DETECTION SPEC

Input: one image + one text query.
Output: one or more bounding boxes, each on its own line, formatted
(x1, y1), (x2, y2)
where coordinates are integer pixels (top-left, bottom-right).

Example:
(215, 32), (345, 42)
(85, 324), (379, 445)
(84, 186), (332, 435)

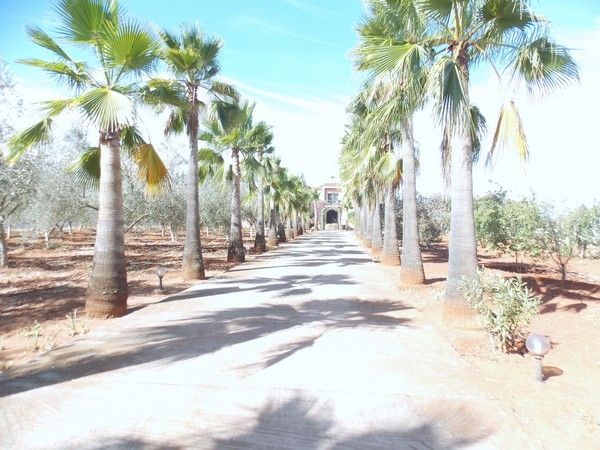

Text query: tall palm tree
(264, 160), (289, 249)
(356, 0), (578, 326)
(156, 24), (237, 280)
(9, 0), (171, 318)
(355, 3), (428, 279)
(201, 100), (258, 262)
(250, 124), (274, 252)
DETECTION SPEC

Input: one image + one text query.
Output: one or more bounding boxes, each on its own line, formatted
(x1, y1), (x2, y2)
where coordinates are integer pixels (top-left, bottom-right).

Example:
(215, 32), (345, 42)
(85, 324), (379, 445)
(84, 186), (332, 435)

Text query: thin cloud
(282, 0), (345, 20)
(237, 16), (337, 47)
(220, 75), (345, 114)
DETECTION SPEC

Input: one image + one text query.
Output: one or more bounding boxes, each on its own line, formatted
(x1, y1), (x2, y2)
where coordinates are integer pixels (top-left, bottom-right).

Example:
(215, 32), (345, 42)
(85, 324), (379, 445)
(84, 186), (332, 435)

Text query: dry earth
(0, 229), (257, 369)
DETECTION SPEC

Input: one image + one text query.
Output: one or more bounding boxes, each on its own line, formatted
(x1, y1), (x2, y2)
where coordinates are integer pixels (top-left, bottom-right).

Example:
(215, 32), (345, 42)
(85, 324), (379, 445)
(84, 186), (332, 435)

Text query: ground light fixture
(155, 266), (167, 291)
(525, 334), (551, 382)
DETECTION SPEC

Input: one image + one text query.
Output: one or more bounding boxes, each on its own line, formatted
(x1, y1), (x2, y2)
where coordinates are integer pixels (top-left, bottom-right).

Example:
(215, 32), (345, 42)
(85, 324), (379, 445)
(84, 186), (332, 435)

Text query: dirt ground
(0, 228), (258, 369)
(382, 243), (600, 442)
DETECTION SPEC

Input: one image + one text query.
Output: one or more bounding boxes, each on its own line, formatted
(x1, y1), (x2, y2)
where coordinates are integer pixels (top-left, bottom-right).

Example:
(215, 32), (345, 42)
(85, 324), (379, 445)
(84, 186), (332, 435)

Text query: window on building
(327, 192), (339, 203)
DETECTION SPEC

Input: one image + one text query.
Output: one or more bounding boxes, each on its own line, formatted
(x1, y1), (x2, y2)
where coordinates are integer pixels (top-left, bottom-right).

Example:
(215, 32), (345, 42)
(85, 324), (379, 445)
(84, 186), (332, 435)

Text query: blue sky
(1, 0), (600, 203)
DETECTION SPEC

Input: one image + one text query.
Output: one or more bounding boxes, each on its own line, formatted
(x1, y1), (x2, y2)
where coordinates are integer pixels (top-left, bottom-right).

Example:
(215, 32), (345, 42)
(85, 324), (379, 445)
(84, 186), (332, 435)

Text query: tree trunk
(364, 203), (373, 248)
(228, 147), (245, 262)
(292, 211), (299, 236)
(381, 186), (401, 266)
(277, 221), (286, 243)
(254, 159), (266, 252)
(7, 221), (11, 239)
(443, 51), (478, 327)
(85, 131), (128, 318)
(182, 116), (205, 279)
(352, 201), (360, 236)
(400, 119), (425, 284)
(68, 221), (73, 235)
(286, 215), (294, 240)
(267, 202), (278, 249)
(313, 201), (319, 230)
(0, 221), (7, 268)
(371, 196), (383, 257)
(168, 225), (176, 243)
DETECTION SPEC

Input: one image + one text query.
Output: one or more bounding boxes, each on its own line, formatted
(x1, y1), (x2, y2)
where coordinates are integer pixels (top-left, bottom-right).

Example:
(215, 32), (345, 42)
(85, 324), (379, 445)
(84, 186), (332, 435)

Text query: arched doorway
(326, 209), (338, 224)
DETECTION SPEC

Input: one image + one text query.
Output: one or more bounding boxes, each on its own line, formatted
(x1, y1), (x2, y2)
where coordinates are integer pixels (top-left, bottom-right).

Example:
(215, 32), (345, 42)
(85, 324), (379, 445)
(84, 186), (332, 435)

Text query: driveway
(1, 231), (517, 449)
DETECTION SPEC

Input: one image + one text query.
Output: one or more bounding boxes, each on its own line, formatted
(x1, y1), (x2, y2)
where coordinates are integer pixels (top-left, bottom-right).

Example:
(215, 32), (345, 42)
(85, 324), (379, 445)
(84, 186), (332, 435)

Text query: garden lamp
(155, 266), (167, 290)
(525, 334), (551, 382)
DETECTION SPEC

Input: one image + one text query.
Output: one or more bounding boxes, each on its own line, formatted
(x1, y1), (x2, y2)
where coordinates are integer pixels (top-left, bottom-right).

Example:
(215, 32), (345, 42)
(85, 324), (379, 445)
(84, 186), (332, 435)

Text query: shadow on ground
(1, 296), (412, 397)
(84, 395), (490, 449)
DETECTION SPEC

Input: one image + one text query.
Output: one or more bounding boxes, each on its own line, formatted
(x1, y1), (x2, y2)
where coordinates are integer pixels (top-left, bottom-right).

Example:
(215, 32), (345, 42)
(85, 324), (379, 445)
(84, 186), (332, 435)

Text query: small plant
(460, 270), (541, 353)
(21, 320), (43, 351)
(65, 309), (88, 336)
(42, 330), (61, 352)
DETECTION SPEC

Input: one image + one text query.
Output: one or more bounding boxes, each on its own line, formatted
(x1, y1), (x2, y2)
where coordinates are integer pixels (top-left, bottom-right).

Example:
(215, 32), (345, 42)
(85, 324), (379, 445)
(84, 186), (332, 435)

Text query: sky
(1, 0), (599, 206)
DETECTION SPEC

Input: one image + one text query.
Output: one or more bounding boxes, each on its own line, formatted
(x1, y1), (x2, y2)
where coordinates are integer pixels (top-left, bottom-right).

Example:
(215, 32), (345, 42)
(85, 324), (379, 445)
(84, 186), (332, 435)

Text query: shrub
(460, 270), (540, 353)
(396, 194), (450, 246)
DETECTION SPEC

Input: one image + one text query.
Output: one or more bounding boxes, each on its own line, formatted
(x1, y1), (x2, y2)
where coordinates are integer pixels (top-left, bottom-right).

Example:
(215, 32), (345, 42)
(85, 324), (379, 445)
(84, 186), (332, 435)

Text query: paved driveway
(1, 231), (513, 449)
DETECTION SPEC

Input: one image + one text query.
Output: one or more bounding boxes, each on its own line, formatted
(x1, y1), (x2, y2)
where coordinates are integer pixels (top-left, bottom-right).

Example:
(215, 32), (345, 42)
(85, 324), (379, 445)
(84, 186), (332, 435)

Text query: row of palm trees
(7, 0), (314, 318)
(342, 0), (579, 327)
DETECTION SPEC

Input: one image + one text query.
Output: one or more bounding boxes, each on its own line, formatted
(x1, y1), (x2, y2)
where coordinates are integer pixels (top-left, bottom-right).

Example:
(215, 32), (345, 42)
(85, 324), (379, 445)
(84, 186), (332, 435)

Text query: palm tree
(156, 24), (237, 280)
(264, 160), (289, 249)
(356, 0), (578, 326)
(355, 3), (427, 279)
(9, 0), (171, 318)
(201, 100), (258, 262)
(250, 124), (274, 252)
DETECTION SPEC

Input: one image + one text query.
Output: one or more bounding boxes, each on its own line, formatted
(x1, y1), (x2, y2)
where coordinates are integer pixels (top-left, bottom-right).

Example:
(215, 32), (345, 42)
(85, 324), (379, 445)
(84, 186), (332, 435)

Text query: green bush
(396, 194), (450, 246)
(460, 270), (540, 353)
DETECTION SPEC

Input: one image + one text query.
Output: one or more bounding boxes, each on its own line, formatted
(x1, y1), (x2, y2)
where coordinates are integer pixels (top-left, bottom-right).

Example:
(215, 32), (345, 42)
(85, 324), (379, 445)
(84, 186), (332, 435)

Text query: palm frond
(79, 87), (133, 130)
(104, 20), (158, 78)
(66, 146), (100, 189)
(25, 25), (73, 61)
(427, 56), (470, 134)
(132, 143), (171, 194)
(55, 0), (120, 43)
(511, 37), (579, 98)
(7, 118), (54, 163)
(486, 100), (528, 167)
(18, 58), (90, 90)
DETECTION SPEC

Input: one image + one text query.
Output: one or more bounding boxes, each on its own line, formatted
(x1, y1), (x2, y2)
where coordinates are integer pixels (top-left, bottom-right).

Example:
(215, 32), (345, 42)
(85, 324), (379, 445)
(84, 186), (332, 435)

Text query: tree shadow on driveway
(213, 394), (491, 450)
(1, 297), (413, 397)
(81, 394), (490, 449)
(159, 273), (358, 303)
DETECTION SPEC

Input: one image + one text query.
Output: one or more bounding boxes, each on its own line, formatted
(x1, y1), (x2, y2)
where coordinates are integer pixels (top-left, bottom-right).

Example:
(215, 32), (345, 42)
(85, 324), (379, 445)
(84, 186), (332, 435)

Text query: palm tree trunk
(364, 203), (373, 248)
(267, 202), (278, 249)
(286, 215), (294, 240)
(381, 186), (401, 266)
(85, 131), (128, 318)
(358, 203), (366, 240)
(228, 147), (245, 262)
(292, 211), (299, 236)
(371, 195), (383, 257)
(352, 201), (360, 236)
(182, 120), (205, 279)
(0, 220), (7, 268)
(254, 175), (266, 252)
(443, 52), (478, 327)
(400, 119), (425, 284)
(278, 222), (286, 243)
